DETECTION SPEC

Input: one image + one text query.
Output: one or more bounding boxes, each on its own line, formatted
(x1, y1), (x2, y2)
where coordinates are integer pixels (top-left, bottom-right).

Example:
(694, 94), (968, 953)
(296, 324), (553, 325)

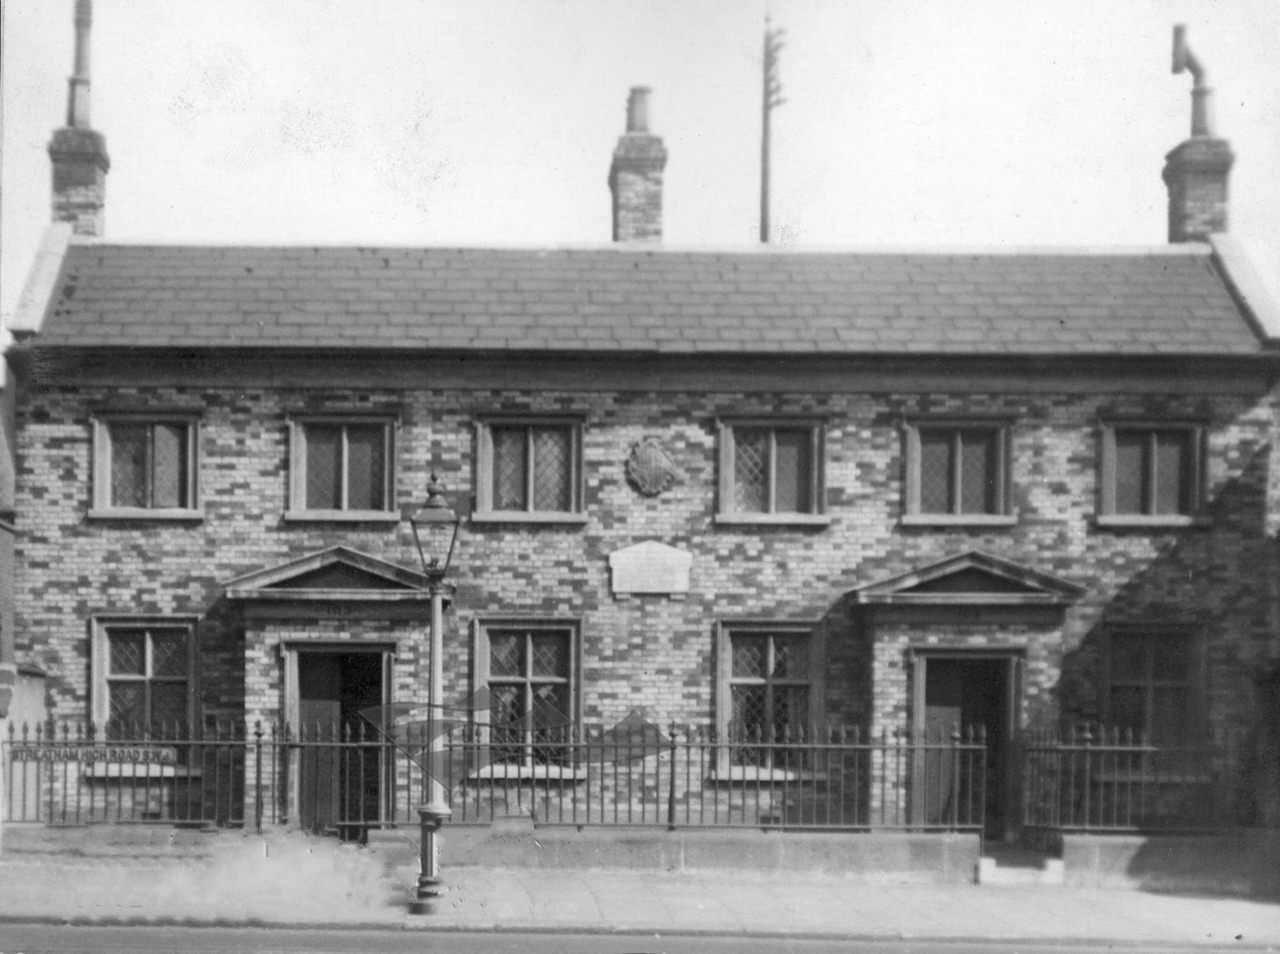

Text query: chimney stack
(609, 87), (667, 243)
(1163, 25), (1233, 243)
(48, 0), (110, 236)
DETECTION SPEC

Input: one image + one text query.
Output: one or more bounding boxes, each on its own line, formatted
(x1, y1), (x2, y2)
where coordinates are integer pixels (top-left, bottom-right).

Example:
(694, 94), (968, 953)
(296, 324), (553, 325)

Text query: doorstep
(977, 844), (1064, 886)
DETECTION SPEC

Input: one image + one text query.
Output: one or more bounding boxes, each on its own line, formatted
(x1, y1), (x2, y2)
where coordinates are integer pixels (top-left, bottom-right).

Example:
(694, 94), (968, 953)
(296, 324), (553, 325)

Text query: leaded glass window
(102, 625), (191, 738)
(94, 418), (198, 513)
(293, 419), (393, 513)
(726, 629), (812, 768)
(723, 422), (821, 516)
(913, 424), (1007, 516)
(1109, 427), (1198, 516)
(486, 627), (575, 764)
(481, 421), (581, 515)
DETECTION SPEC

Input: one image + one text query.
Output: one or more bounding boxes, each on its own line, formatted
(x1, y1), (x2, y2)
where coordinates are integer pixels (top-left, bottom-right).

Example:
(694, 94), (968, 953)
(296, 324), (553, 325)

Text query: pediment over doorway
(221, 546), (438, 611)
(849, 551), (1084, 606)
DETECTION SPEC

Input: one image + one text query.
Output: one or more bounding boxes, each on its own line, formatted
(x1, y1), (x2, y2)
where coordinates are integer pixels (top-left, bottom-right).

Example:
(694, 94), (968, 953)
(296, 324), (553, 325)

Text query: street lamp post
(407, 473), (460, 914)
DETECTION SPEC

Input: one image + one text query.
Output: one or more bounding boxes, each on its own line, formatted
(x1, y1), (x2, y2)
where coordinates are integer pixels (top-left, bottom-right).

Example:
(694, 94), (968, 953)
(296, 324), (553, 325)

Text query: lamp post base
(410, 802), (451, 915)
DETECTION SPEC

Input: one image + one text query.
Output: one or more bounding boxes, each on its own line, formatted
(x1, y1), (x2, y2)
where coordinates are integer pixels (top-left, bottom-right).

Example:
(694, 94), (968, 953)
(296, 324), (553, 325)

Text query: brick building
(4, 8), (1280, 846)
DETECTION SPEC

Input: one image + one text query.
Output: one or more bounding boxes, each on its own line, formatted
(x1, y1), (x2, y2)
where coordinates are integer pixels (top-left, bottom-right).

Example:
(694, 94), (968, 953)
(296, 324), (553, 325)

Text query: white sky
(3, 0), (1279, 325)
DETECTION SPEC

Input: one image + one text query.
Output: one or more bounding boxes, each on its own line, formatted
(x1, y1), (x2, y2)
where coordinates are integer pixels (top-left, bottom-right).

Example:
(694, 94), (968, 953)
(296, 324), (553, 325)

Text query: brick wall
(12, 381), (1279, 756)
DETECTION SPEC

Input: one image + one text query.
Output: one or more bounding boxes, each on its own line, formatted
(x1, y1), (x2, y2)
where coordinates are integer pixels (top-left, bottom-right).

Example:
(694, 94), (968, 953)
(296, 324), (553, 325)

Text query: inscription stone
(609, 541), (692, 596)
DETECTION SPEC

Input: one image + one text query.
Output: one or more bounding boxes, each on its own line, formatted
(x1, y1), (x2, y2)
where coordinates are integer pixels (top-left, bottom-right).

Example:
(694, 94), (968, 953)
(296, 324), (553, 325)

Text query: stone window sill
(87, 508), (204, 522)
(713, 514), (831, 528)
(1095, 514), (1207, 530)
(900, 514), (1017, 528)
(466, 762), (588, 782)
(707, 766), (828, 784)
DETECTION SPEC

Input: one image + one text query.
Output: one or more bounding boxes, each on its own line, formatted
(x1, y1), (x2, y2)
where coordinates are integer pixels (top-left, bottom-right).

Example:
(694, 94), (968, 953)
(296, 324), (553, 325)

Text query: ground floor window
(716, 622), (819, 769)
(91, 617), (196, 738)
(477, 621), (579, 765)
(1103, 626), (1202, 746)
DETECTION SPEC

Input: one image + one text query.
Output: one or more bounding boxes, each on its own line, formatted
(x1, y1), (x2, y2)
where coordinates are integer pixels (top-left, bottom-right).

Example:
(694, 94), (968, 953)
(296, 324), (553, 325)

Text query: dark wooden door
(338, 653), (385, 832)
(299, 655), (342, 832)
(298, 652), (384, 834)
(920, 657), (1009, 838)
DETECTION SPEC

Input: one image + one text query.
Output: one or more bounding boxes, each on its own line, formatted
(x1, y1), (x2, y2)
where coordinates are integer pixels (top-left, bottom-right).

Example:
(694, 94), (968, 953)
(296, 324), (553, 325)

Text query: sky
(3, 0), (1279, 326)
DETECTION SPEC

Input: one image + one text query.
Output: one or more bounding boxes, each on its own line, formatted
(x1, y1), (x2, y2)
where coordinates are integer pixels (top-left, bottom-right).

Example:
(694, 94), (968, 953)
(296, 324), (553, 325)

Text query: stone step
(977, 852), (1064, 886)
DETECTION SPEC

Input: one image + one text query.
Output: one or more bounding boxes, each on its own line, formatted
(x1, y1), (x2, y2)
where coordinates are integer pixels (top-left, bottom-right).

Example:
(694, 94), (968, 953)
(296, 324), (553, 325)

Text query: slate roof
(30, 242), (1266, 356)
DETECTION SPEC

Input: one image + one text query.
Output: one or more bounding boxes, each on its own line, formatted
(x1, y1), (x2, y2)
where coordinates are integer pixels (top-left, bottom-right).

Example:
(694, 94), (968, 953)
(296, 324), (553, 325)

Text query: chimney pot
(626, 87), (651, 134)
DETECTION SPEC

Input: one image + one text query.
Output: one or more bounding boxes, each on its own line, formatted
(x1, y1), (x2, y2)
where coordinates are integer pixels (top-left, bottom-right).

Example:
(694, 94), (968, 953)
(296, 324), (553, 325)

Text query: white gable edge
(1211, 235), (1280, 345)
(8, 224), (74, 340)
(849, 550), (1084, 605)
(221, 545), (429, 594)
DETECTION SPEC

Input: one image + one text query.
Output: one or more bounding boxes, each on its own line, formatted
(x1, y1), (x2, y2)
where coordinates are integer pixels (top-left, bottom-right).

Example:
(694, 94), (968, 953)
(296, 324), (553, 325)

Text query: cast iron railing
(443, 722), (987, 831)
(1022, 725), (1245, 849)
(5, 719), (987, 835)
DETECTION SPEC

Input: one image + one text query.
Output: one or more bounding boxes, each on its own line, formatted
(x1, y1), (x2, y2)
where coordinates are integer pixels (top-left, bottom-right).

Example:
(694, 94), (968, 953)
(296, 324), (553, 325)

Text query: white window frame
(286, 415), (398, 522)
(473, 417), (586, 524)
(1098, 421), (1206, 528)
(716, 419), (828, 525)
(90, 413), (201, 520)
(713, 621), (823, 778)
(90, 616), (199, 735)
(469, 618), (585, 780)
(903, 418), (1014, 526)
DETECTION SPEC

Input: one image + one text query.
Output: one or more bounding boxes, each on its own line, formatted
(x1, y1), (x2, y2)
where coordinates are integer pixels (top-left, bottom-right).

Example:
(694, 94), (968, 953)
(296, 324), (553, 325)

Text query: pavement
(1, 828), (1279, 947)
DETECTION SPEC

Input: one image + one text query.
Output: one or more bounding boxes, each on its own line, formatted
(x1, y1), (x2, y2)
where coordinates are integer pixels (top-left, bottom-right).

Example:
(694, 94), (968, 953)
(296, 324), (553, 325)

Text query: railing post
(666, 722), (678, 830)
(1080, 723), (1093, 829)
(949, 724), (961, 832)
(254, 720), (264, 833)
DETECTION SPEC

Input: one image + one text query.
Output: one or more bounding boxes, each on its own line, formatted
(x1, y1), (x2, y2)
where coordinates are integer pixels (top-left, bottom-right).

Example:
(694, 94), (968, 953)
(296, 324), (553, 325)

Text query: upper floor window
(717, 420), (826, 524)
(91, 414), (200, 519)
(1102, 626), (1202, 746)
(91, 618), (196, 739)
(475, 419), (584, 522)
(1099, 423), (1204, 526)
(288, 417), (396, 520)
(904, 420), (1012, 525)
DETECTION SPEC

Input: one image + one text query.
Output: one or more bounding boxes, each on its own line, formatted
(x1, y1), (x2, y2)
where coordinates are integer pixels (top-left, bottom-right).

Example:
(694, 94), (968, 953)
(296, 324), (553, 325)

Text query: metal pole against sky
(760, 16), (786, 244)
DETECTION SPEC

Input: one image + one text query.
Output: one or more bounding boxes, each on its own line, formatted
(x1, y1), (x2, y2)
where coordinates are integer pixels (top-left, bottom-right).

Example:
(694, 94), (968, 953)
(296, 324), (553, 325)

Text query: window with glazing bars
(727, 630), (811, 767)
(485, 423), (579, 514)
(1105, 426), (1201, 516)
(486, 627), (575, 764)
(294, 420), (392, 512)
(723, 423), (821, 515)
(101, 626), (191, 739)
(1105, 629), (1200, 747)
(95, 418), (197, 512)
(911, 424), (1008, 516)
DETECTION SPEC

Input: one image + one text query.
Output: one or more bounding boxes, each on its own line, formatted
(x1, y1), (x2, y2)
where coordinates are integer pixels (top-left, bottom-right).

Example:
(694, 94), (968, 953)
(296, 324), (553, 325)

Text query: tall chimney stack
(1163, 25), (1233, 243)
(608, 87), (667, 243)
(48, 0), (110, 236)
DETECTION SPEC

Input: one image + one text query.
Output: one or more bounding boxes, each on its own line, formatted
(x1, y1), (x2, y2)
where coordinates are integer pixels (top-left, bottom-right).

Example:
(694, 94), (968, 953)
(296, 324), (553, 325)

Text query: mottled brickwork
(12, 378), (1280, 823)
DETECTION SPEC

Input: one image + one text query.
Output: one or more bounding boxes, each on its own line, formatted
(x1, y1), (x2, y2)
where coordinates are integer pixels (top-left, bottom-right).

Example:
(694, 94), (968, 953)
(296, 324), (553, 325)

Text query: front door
(297, 651), (385, 834)
(915, 655), (1016, 841)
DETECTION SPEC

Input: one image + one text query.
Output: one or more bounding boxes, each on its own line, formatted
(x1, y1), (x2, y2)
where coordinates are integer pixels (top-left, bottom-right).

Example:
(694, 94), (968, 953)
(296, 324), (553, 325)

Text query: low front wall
(371, 819), (979, 883)
(1063, 831), (1280, 897)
